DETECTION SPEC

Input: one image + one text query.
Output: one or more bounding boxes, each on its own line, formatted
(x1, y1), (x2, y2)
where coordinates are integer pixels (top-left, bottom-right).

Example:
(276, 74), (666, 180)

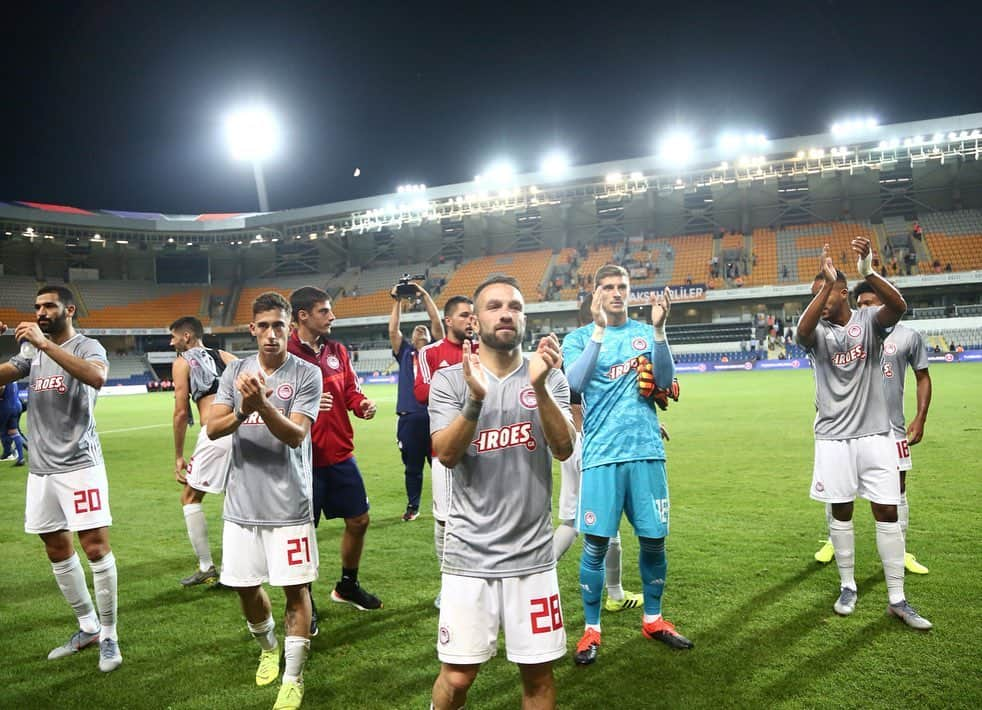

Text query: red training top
(288, 330), (368, 467)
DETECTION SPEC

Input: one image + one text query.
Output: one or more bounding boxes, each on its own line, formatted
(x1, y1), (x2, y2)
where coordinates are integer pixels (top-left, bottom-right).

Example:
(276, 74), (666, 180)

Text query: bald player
(169, 316), (237, 586)
(429, 276), (574, 710)
(0, 285), (121, 672)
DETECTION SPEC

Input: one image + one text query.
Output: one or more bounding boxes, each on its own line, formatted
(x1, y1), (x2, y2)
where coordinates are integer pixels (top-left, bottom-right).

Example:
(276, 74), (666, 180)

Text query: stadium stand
(74, 281), (211, 329)
(745, 228), (778, 286)
(918, 210), (982, 272)
(436, 249), (553, 305)
(106, 354), (153, 385)
(667, 233), (713, 284)
(0, 274), (38, 325)
(331, 262), (430, 318)
(232, 274), (332, 325)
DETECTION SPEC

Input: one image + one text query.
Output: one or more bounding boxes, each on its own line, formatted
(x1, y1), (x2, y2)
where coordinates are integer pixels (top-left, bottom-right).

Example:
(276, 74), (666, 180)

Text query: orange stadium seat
(83, 289), (210, 329)
(667, 234), (713, 284)
(744, 228), (777, 286)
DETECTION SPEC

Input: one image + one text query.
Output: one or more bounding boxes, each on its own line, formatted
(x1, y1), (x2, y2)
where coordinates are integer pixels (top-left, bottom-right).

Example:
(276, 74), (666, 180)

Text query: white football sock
(876, 521), (906, 604)
(825, 503), (833, 531)
(89, 551), (118, 641)
(282, 635), (310, 684)
(605, 532), (623, 599)
(183, 503), (214, 571)
(248, 616), (278, 651)
(898, 493), (909, 540)
(828, 518), (856, 591)
(434, 520), (446, 564)
(553, 520), (578, 561)
(51, 553), (100, 634)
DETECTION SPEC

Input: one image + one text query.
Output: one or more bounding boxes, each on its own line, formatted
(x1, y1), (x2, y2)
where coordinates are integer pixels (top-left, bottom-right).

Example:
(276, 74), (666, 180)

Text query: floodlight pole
(252, 160), (270, 212)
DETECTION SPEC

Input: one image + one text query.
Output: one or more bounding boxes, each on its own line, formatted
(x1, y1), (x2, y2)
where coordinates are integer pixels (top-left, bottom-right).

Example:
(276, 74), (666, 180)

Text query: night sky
(3, 1), (980, 215)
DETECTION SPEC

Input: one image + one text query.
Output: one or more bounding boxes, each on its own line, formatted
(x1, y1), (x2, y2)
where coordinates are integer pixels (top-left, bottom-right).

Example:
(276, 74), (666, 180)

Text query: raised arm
(421, 285), (445, 340)
(388, 288), (404, 354)
(649, 287), (676, 386)
(796, 245), (838, 348)
(431, 341), (486, 469)
(853, 237), (907, 330)
(15, 322), (107, 389)
(530, 335), (574, 461)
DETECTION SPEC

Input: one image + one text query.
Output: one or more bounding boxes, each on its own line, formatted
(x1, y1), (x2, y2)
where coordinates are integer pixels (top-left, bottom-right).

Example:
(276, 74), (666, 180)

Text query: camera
(393, 273), (425, 299)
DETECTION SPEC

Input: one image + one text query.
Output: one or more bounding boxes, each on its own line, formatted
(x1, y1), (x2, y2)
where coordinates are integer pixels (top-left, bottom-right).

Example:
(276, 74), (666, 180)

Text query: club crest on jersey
(831, 344), (866, 367)
(439, 626), (450, 645)
(189, 359), (200, 368)
(33, 375), (67, 394)
(606, 357), (640, 380)
(584, 511), (596, 526)
(518, 386), (538, 409)
(473, 422), (536, 452)
(632, 337), (648, 351)
(326, 355), (341, 370)
(884, 342), (897, 355)
(275, 383), (295, 400)
(847, 324), (862, 338)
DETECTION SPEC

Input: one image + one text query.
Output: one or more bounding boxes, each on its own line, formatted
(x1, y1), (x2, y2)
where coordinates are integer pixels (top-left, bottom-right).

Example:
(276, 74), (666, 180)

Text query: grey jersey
(8, 334), (108, 475)
(428, 360), (571, 579)
(214, 354), (322, 527)
(182, 346), (224, 402)
(881, 323), (929, 437)
(799, 305), (891, 439)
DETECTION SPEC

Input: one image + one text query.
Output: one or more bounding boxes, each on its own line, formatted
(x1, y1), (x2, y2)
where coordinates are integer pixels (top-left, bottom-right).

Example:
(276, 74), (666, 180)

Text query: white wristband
(654, 325), (666, 342)
(857, 251), (874, 277)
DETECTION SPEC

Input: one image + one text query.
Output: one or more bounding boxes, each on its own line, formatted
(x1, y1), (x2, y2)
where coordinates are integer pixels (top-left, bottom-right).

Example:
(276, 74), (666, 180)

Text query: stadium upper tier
(2, 211), (982, 333)
(2, 112), (981, 247)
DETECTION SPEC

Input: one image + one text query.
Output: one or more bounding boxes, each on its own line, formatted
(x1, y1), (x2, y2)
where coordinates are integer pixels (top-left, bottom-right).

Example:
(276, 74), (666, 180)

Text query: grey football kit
(880, 324), (929, 438)
(214, 354), (322, 527)
(428, 361), (571, 578)
(182, 346), (227, 402)
(800, 305), (891, 440)
(9, 334), (108, 475)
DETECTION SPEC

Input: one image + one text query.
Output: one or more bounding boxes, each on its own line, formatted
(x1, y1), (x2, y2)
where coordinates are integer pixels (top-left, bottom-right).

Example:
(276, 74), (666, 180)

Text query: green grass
(1, 367), (980, 709)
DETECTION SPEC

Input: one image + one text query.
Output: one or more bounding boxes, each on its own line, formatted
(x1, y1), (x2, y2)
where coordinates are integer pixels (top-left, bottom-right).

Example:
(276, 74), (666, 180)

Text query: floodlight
(224, 105), (280, 162)
(481, 160), (516, 185)
(658, 131), (695, 166)
(540, 150), (570, 180)
(605, 172), (622, 184)
(630, 171), (644, 181)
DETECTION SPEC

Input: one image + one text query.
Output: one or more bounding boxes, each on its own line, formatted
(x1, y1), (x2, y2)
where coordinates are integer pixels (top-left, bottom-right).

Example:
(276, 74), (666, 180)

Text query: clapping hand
(530, 333), (562, 387)
(461, 339), (487, 401)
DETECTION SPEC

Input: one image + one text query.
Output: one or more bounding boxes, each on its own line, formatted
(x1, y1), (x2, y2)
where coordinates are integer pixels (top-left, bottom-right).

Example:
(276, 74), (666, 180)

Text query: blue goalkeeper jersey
(562, 319), (673, 469)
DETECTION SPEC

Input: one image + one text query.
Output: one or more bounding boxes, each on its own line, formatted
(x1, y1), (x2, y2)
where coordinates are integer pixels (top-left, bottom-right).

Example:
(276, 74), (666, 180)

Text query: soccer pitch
(1, 367), (980, 709)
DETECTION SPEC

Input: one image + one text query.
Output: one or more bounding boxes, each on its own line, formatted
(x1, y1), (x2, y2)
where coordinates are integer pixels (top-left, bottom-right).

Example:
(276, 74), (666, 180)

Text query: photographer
(389, 280), (444, 522)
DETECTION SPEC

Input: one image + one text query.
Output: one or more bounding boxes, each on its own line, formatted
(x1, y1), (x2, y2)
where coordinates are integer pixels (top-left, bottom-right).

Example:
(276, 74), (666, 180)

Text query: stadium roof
(2, 111), (981, 243)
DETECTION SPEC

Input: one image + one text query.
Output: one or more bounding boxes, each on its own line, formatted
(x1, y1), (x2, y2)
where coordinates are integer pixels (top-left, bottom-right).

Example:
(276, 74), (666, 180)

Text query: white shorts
(810, 434), (900, 505)
(25, 464), (113, 534)
(220, 520), (319, 588)
(558, 432), (582, 522)
(437, 568), (567, 665)
(185, 427), (233, 494)
(432, 458), (452, 522)
(894, 434), (912, 472)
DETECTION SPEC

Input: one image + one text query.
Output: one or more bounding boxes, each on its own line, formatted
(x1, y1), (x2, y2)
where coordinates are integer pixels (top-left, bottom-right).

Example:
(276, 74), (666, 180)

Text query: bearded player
(429, 276), (574, 709)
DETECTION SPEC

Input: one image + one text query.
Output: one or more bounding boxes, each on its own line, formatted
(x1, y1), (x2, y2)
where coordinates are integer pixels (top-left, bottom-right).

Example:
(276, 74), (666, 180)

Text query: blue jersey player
(562, 264), (692, 665)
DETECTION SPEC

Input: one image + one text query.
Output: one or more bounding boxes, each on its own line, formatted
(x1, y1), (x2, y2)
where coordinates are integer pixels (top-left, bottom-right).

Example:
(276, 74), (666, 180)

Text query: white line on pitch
(99, 424), (170, 435)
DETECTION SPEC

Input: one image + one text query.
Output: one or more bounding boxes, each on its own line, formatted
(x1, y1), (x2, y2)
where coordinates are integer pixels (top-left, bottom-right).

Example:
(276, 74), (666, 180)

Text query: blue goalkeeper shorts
(576, 460), (669, 539)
